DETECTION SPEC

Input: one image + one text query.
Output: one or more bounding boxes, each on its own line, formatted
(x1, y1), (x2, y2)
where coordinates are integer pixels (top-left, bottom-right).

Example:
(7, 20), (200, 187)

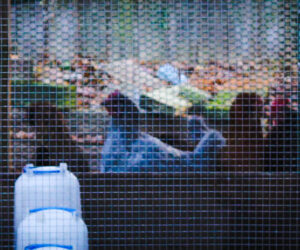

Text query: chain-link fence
(1, 0), (299, 248)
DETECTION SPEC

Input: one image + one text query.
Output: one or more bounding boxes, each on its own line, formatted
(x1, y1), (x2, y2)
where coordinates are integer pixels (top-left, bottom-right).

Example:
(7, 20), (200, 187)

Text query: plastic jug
(14, 163), (81, 233)
(17, 208), (88, 250)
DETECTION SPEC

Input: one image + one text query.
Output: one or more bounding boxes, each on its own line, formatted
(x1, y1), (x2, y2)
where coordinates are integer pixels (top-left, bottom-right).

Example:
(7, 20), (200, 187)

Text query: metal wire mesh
(0, 0), (299, 248)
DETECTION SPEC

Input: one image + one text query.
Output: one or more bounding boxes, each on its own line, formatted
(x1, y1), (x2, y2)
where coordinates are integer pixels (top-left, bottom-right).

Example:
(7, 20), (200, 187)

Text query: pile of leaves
(29, 54), (297, 113)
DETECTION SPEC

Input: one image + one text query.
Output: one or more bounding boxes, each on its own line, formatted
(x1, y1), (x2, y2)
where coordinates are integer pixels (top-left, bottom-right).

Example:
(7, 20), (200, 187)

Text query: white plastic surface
(17, 208), (88, 250)
(14, 163), (82, 233)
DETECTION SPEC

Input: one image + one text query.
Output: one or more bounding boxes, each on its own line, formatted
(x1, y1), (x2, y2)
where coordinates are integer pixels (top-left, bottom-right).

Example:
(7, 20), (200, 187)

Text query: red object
(270, 98), (290, 123)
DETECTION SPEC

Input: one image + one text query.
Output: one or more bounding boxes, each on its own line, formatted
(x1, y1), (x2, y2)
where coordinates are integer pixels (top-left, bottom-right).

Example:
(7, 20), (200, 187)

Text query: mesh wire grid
(0, 0), (300, 249)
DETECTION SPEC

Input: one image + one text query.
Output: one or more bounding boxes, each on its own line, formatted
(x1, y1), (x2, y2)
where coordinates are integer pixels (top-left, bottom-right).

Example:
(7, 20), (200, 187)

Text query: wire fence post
(0, 0), (10, 173)
(297, 1), (300, 167)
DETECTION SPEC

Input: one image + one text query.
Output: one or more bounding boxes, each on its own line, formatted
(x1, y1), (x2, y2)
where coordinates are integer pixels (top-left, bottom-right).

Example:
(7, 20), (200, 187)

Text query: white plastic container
(17, 207), (88, 250)
(14, 163), (82, 233)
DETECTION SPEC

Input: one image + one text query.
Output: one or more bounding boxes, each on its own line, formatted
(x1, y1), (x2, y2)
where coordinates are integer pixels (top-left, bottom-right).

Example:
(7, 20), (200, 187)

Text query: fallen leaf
(15, 131), (35, 139)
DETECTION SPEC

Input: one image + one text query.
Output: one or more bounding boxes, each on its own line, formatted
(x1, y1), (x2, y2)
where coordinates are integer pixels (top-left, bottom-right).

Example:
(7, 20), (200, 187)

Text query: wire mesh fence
(0, 0), (299, 248)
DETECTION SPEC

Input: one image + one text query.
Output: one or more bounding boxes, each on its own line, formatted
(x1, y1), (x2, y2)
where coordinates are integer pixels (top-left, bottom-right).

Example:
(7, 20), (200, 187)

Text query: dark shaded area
(265, 105), (300, 171)
(220, 93), (265, 171)
(1, 172), (300, 248)
(26, 102), (90, 173)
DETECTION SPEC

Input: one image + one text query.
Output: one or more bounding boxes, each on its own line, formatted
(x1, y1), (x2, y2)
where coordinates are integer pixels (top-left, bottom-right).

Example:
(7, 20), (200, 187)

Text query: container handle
(23, 163), (34, 173)
(25, 244), (72, 249)
(59, 162), (68, 172)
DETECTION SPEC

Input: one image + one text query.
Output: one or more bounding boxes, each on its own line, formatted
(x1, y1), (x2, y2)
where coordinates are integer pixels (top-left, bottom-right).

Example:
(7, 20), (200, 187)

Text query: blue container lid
(29, 207), (76, 214)
(24, 163), (68, 175)
(25, 244), (72, 249)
